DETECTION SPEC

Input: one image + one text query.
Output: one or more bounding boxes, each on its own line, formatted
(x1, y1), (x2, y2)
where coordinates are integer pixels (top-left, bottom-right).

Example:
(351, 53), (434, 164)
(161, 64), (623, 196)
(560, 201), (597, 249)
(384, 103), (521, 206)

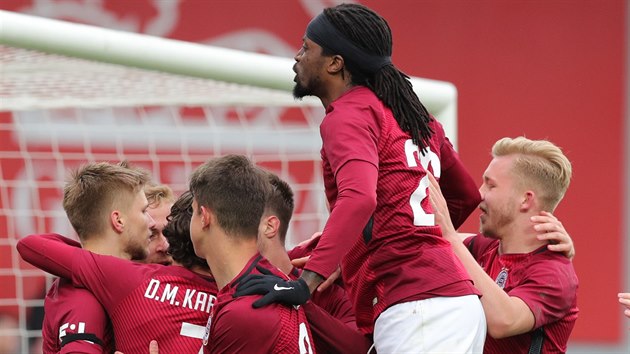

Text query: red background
(1, 0), (626, 345)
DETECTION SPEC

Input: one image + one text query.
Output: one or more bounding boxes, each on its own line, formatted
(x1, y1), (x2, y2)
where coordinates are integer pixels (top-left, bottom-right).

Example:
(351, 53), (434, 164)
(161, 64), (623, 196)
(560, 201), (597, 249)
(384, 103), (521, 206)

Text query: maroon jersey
(18, 233), (218, 354)
(304, 86), (480, 333)
(465, 235), (579, 353)
(289, 267), (371, 354)
(43, 277), (114, 354)
(204, 254), (315, 354)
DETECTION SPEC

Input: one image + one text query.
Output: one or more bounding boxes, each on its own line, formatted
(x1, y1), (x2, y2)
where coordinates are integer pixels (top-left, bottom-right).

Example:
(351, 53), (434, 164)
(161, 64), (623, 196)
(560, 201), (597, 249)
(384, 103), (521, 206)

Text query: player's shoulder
(46, 279), (102, 305)
(465, 234), (498, 257)
(328, 87), (380, 115)
(217, 297), (282, 332)
(527, 250), (578, 279)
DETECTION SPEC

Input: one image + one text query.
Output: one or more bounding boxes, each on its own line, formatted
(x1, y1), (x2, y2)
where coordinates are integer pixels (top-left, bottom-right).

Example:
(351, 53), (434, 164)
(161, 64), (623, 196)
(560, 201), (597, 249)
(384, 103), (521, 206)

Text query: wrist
(300, 270), (324, 293)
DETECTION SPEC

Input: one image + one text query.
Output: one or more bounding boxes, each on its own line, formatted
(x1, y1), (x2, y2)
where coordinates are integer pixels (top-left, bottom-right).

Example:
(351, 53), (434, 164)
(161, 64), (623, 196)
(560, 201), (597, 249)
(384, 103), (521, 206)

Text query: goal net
(0, 10), (457, 351)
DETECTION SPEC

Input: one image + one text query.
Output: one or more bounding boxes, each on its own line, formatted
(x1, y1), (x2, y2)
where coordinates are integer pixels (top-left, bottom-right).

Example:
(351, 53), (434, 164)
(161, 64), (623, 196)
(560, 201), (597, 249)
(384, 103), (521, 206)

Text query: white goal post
(0, 9), (458, 144)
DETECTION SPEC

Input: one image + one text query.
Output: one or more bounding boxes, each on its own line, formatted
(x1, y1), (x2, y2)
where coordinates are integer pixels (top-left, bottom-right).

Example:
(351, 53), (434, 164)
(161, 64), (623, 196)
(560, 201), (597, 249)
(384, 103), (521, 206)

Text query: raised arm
(17, 233), (81, 279)
(427, 173), (535, 338)
(438, 135), (482, 229)
(18, 233), (141, 310)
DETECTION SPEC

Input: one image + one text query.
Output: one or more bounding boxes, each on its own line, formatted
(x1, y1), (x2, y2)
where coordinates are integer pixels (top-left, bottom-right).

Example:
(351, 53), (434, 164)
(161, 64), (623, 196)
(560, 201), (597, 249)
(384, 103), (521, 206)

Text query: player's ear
(520, 190), (536, 212)
(111, 210), (124, 233)
(260, 215), (280, 240)
(327, 55), (345, 75)
(200, 206), (213, 230)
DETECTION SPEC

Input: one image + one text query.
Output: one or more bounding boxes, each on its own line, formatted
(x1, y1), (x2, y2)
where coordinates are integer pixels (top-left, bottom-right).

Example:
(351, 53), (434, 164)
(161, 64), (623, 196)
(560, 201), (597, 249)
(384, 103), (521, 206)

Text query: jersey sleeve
(18, 233), (144, 310)
(42, 279), (113, 354)
(304, 102), (382, 277)
(320, 103), (381, 174)
(304, 159), (378, 278)
(57, 290), (112, 354)
(17, 233), (82, 279)
(507, 259), (578, 328)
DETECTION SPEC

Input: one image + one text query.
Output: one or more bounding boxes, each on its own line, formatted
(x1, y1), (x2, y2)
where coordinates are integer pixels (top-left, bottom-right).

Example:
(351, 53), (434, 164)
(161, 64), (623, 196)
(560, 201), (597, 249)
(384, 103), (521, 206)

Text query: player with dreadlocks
(235, 3), (486, 353)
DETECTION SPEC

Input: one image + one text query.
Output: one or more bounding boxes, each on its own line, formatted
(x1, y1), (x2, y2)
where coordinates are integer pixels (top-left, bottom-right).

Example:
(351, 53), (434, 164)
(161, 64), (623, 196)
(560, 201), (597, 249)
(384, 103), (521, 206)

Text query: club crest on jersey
(202, 313), (212, 346)
(495, 268), (508, 289)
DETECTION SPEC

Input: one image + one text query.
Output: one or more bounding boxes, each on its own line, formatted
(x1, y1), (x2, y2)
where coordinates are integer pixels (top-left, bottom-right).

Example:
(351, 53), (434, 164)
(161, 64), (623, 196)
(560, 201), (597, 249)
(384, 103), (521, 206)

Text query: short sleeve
(508, 259), (578, 328)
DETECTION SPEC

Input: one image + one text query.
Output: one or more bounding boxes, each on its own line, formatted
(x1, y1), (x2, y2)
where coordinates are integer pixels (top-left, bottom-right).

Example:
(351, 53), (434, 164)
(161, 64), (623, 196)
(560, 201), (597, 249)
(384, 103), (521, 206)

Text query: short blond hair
(63, 161), (150, 240)
(144, 183), (175, 208)
(492, 137), (572, 211)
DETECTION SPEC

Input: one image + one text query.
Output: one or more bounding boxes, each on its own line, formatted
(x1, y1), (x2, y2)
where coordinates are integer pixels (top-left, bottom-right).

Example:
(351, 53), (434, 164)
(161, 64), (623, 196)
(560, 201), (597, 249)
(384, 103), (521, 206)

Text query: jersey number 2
(404, 139), (440, 226)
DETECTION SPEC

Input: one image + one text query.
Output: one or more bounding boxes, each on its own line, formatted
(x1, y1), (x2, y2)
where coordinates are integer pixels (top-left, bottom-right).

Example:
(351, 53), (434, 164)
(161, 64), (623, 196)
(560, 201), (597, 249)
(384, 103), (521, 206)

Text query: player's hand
(234, 266), (311, 308)
(531, 211), (575, 259)
(298, 231), (322, 248)
(315, 266), (341, 293)
(618, 293), (630, 319)
(115, 340), (159, 354)
(291, 255), (309, 268)
(427, 173), (458, 241)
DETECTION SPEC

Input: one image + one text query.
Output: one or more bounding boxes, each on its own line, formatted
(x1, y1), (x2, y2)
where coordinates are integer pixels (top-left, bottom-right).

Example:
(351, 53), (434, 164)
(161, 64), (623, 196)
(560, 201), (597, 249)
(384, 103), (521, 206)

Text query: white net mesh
(0, 45), (321, 110)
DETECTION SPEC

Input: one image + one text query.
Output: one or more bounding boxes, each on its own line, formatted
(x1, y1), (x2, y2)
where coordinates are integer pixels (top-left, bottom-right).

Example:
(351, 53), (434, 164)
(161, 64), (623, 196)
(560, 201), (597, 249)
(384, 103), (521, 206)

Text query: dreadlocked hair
(323, 4), (433, 150)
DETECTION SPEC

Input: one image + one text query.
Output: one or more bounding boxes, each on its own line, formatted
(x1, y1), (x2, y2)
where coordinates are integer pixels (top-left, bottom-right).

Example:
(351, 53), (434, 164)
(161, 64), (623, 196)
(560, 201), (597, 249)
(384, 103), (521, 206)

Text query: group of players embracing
(18, 3), (579, 354)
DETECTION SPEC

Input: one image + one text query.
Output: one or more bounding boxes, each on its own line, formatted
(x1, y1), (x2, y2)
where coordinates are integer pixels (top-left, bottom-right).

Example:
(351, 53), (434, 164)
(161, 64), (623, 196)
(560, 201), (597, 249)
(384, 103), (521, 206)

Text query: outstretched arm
(438, 136), (482, 229)
(17, 233), (81, 278)
(428, 173), (535, 338)
(303, 160), (378, 293)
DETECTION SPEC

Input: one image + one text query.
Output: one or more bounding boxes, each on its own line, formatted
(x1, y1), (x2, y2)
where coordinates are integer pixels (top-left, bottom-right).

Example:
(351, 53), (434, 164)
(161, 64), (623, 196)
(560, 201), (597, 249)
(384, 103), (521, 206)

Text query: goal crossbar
(0, 9), (458, 144)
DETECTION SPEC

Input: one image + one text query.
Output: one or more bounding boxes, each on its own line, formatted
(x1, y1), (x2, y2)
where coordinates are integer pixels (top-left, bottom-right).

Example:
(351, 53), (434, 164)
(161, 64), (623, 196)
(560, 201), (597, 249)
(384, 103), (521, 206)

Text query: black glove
(234, 266), (311, 308)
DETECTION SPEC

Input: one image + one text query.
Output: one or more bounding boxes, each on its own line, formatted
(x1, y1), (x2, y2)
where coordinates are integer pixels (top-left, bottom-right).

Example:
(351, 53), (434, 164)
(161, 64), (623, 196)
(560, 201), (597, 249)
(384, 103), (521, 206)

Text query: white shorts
(373, 295), (486, 354)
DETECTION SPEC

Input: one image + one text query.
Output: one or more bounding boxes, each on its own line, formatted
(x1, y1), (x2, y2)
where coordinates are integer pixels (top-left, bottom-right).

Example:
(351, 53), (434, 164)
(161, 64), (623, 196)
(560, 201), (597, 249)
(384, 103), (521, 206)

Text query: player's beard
(293, 75), (323, 99)
(479, 201), (515, 239)
(125, 239), (149, 261)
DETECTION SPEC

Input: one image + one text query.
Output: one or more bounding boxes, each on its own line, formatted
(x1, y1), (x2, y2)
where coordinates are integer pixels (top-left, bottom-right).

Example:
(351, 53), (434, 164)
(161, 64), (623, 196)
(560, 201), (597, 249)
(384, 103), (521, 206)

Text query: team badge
(495, 268), (508, 289)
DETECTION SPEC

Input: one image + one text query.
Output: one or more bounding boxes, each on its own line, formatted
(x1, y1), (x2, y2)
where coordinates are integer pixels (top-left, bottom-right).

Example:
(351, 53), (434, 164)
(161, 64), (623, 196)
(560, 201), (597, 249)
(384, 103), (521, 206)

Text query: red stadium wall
(0, 0), (626, 346)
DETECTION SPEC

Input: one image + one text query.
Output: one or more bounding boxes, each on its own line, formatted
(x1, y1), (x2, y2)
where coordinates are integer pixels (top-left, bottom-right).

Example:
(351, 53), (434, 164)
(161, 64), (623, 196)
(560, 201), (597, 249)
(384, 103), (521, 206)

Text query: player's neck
(260, 242), (292, 275)
(498, 216), (547, 254)
(207, 236), (259, 289)
(81, 233), (128, 259)
(319, 78), (355, 109)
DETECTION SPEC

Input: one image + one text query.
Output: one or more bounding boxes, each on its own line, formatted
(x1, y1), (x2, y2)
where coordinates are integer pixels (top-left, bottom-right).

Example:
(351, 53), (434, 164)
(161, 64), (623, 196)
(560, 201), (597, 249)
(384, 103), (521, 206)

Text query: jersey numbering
(404, 139), (440, 226)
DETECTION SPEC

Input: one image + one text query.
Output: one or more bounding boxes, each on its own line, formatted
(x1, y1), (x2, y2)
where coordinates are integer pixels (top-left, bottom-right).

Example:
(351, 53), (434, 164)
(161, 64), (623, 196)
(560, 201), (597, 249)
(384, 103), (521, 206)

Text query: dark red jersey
(18, 233), (218, 354)
(465, 235), (579, 353)
(304, 86), (480, 333)
(288, 267), (371, 354)
(42, 277), (114, 354)
(204, 254), (316, 354)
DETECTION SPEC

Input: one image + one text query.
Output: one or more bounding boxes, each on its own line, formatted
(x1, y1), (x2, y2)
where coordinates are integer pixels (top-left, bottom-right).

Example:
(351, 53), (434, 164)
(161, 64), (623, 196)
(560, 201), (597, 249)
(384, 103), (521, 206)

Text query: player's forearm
(16, 233), (78, 278)
(305, 161), (377, 278)
(439, 156), (482, 229)
(451, 241), (535, 338)
(301, 270), (325, 294)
